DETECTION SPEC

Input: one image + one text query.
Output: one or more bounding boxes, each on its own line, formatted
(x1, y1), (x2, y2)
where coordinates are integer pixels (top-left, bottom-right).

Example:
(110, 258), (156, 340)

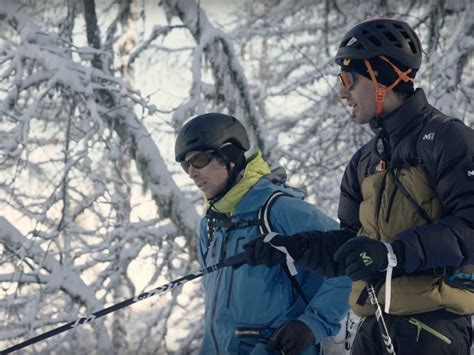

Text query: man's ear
(215, 156), (231, 169)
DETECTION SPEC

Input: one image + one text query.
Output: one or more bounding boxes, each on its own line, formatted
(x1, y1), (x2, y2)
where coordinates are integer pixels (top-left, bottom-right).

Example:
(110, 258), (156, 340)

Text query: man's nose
(187, 164), (199, 178)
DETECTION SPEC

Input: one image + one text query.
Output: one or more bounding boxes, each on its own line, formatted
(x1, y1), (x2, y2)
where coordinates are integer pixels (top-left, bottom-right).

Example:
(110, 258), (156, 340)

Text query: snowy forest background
(0, 0), (472, 353)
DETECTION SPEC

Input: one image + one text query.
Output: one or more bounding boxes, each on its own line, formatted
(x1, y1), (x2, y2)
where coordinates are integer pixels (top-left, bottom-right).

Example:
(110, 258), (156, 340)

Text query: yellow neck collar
(209, 151), (271, 215)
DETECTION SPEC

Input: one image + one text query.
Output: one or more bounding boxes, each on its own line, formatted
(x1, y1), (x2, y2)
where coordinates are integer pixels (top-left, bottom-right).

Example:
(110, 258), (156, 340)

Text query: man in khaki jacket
(244, 18), (474, 354)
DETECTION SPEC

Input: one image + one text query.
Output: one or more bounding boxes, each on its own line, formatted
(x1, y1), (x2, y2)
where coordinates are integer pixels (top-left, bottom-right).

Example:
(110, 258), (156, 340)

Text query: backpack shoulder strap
(258, 191), (290, 234)
(257, 190), (309, 305)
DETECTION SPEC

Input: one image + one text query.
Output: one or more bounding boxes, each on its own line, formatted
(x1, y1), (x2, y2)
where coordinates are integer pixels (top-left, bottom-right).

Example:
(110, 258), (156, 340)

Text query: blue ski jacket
(198, 175), (351, 354)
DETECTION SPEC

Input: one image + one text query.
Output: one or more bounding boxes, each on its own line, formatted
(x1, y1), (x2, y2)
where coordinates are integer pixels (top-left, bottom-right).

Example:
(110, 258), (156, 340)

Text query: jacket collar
(369, 88), (432, 139)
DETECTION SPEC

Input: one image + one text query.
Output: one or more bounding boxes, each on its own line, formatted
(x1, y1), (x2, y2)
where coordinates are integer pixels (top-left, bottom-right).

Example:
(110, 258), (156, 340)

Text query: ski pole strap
(282, 263), (309, 305)
(263, 232), (298, 276)
(262, 233), (308, 303)
(380, 242), (397, 313)
(1, 253), (245, 354)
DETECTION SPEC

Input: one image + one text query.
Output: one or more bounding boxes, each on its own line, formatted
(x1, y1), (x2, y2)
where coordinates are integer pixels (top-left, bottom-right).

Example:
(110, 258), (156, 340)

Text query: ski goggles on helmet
(181, 150), (215, 173)
(338, 71), (356, 90)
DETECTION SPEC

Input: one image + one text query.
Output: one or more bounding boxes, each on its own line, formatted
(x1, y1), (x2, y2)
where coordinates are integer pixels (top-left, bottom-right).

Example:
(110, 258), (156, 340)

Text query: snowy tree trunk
(82, 0), (201, 257)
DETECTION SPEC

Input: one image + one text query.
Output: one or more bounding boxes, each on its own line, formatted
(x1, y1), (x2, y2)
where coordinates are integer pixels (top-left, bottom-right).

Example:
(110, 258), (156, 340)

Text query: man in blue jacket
(175, 113), (351, 354)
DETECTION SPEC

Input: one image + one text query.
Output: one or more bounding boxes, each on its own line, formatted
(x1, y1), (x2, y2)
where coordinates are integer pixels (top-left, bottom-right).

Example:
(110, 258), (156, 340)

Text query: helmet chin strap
(208, 148), (242, 207)
(364, 56), (414, 118)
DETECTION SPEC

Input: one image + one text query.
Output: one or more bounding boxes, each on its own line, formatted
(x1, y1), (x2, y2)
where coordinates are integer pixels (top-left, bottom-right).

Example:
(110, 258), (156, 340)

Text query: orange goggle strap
(363, 57), (414, 118)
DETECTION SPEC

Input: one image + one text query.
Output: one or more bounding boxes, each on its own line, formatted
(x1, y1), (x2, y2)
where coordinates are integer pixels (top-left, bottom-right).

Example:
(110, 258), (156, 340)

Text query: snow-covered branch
(161, 0), (274, 162)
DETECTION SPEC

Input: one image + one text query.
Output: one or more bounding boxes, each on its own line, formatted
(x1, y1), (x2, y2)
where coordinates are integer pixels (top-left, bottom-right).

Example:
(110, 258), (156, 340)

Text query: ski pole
(366, 282), (396, 355)
(1, 252), (246, 354)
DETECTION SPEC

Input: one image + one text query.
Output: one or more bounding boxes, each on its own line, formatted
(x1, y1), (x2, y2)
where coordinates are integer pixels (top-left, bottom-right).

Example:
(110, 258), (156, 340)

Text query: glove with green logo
(334, 237), (391, 281)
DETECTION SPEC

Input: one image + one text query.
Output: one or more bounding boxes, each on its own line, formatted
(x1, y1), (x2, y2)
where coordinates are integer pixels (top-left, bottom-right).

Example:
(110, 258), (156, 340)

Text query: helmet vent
(375, 24), (386, 29)
(383, 31), (397, 42)
(400, 30), (410, 39)
(408, 41), (418, 54)
(368, 35), (382, 46)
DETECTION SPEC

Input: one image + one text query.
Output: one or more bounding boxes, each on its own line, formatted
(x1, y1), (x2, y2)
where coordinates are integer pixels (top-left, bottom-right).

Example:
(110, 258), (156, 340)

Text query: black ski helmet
(175, 113), (250, 162)
(335, 18), (423, 69)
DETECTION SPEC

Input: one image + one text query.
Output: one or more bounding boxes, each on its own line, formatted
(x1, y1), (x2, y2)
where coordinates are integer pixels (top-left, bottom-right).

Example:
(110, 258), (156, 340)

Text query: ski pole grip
(223, 252), (246, 267)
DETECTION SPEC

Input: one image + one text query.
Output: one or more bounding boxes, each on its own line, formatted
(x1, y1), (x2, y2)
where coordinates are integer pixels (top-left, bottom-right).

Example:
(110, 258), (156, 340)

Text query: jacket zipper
(385, 185), (398, 223)
(385, 169), (401, 224)
(226, 237), (245, 308)
(211, 234), (218, 258)
(375, 172), (388, 232)
(408, 318), (452, 344)
(209, 229), (226, 354)
(210, 270), (223, 354)
(219, 230), (228, 261)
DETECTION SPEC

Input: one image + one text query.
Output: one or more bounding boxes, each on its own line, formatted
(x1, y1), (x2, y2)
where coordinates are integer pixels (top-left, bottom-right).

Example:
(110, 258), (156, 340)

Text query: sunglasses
(181, 150), (215, 173)
(338, 71), (356, 90)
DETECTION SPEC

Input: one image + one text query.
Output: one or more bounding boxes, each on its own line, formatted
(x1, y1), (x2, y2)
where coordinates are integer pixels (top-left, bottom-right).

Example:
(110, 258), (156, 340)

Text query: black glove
(267, 320), (315, 355)
(243, 234), (308, 268)
(334, 237), (390, 281)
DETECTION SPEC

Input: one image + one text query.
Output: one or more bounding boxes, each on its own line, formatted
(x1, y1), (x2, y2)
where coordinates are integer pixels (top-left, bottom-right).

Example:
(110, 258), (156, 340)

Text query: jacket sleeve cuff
(296, 276), (351, 344)
(391, 240), (406, 271)
(393, 230), (424, 273)
(297, 314), (327, 344)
